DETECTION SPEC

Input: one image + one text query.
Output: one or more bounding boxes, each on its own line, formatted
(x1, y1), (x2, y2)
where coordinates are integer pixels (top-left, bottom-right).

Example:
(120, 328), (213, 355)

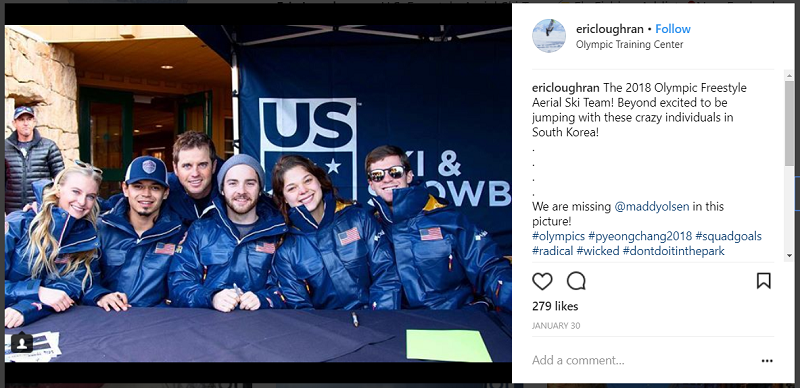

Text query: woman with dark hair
(271, 154), (401, 310)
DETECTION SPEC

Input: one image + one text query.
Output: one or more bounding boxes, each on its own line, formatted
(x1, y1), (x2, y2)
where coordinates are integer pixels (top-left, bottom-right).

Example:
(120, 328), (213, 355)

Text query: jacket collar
(33, 179), (49, 204)
(288, 191), (341, 234)
(372, 181), (447, 224)
(211, 194), (287, 243)
(100, 196), (184, 240)
(6, 128), (42, 148)
(370, 194), (394, 225)
(165, 172), (220, 220)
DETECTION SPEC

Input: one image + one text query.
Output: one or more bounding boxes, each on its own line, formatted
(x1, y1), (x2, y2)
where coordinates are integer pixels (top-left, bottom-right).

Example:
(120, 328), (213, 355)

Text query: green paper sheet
(406, 329), (492, 362)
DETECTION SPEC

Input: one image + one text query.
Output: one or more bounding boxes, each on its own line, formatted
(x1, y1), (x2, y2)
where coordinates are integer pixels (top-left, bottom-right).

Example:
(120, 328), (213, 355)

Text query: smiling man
(165, 131), (223, 225)
(366, 145), (512, 312)
(169, 154), (287, 312)
(83, 156), (186, 311)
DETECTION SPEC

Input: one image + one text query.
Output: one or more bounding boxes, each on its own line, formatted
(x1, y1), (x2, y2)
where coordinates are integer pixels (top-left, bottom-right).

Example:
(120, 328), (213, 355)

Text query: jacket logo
(338, 227), (361, 246)
(154, 243), (176, 255)
(142, 160), (157, 174)
(420, 227), (444, 241)
(255, 242), (276, 254)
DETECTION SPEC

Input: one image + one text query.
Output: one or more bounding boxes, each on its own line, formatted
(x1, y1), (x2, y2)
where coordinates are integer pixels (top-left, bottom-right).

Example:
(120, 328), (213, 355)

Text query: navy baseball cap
(125, 156), (169, 188)
(13, 106), (35, 119)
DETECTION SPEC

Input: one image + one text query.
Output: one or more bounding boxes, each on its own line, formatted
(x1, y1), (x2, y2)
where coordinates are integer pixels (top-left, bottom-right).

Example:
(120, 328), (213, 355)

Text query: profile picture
(532, 19), (566, 53)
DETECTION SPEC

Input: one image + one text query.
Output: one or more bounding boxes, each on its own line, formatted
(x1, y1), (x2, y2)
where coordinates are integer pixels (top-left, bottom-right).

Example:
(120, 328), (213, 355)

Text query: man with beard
(169, 154), (288, 312)
(83, 156), (186, 310)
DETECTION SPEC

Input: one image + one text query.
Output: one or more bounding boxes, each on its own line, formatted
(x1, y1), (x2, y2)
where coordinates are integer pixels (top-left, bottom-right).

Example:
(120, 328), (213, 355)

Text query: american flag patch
(420, 227), (443, 241)
(255, 242), (275, 254)
(338, 227), (361, 246)
(154, 243), (176, 255)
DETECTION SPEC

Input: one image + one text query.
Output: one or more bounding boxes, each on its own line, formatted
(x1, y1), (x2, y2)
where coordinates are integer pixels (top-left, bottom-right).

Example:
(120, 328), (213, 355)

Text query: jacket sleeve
(254, 253), (286, 310)
(168, 225), (219, 308)
(4, 213), (42, 305)
(47, 143), (65, 179)
(255, 273), (286, 310)
(453, 214), (512, 312)
(362, 212), (401, 310)
(80, 250), (112, 305)
(7, 299), (54, 327)
(98, 193), (125, 214)
(272, 242), (314, 309)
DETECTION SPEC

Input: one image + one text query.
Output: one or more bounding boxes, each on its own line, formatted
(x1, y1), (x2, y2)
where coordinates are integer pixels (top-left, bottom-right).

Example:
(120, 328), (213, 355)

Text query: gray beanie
(217, 154), (266, 193)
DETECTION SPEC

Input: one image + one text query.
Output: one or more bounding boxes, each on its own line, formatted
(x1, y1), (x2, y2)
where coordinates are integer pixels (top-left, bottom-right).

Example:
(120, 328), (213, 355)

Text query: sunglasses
(75, 160), (103, 175)
(368, 165), (406, 182)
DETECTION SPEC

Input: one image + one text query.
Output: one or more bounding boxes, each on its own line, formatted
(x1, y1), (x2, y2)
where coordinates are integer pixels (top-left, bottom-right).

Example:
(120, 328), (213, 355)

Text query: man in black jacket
(5, 106), (65, 213)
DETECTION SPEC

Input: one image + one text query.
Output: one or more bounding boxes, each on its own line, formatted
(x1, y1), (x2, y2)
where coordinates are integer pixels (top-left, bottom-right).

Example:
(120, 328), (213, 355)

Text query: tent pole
(456, 27), (512, 40)
(231, 31), (240, 156)
(241, 28), (332, 46)
(338, 27), (421, 40)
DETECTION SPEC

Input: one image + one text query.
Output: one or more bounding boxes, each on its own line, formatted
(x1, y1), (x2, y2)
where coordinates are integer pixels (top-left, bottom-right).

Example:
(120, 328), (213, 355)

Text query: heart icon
(533, 272), (553, 290)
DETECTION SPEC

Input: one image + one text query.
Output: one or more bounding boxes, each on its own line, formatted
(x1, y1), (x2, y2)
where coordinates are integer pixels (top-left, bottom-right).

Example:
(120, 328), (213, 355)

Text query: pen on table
(351, 311), (359, 328)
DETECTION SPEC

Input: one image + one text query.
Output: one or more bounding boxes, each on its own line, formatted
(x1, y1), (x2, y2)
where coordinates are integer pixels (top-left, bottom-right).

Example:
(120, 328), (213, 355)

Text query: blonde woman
(5, 161), (102, 328)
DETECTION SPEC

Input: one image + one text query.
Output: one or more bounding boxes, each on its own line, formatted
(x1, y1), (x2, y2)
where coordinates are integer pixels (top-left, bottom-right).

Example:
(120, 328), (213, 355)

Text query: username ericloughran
(576, 23), (644, 36)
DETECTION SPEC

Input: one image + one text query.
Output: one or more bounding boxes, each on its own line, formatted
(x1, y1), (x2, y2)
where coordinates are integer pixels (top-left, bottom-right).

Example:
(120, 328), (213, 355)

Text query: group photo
(5, 25), (512, 363)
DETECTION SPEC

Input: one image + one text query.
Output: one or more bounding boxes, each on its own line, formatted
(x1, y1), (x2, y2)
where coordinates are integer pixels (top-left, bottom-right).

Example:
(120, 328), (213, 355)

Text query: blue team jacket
(168, 195), (287, 309)
(82, 197), (186, 307)
(371, 182), (512, 311)
(273, 192), (401, 310)
(5, 180), (100, 325)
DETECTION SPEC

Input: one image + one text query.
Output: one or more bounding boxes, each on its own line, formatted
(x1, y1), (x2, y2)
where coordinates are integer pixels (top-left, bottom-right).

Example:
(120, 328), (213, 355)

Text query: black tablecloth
(6, 306), (511, 362)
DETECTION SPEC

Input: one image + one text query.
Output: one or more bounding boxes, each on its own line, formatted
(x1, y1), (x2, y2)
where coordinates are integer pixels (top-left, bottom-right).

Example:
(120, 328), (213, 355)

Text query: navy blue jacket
(82, 197), (186, 307)
(273, 192), (401, 310)
(169, 195), (287, 309)
(5, 180), (100, 325)
(371, 182), (512, 311)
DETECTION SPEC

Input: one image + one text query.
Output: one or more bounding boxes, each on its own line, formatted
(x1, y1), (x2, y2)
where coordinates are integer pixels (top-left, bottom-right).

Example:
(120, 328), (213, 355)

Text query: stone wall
(5, 27), (79, 163)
